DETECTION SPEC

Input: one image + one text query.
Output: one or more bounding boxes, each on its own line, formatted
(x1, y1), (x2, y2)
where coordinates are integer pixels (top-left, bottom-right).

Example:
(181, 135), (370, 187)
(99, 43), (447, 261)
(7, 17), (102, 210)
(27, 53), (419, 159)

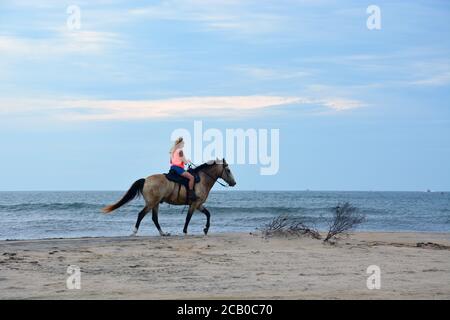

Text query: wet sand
(1, 232), (449, 299)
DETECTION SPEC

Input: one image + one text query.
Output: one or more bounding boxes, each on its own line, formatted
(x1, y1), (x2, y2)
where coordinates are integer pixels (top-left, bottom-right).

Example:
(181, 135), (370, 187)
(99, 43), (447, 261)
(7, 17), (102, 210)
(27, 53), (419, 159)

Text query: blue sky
(0, 0), (449, 191)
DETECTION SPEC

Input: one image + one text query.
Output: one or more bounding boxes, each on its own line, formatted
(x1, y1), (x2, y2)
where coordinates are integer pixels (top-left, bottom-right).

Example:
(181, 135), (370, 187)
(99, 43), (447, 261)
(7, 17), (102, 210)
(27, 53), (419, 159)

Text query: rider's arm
(179, 150), (190, 164)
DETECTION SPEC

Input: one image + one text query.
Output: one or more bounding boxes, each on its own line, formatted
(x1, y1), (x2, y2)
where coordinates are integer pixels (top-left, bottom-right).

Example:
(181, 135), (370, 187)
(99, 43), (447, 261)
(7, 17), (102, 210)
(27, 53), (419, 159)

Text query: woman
(169, 137), (197, 201)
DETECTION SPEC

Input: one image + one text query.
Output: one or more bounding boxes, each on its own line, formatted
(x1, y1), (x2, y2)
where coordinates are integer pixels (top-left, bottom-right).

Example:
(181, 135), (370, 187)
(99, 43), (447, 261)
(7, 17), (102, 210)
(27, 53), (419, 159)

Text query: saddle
(164, 168), (200, 187)
(164, 168), (200, 204)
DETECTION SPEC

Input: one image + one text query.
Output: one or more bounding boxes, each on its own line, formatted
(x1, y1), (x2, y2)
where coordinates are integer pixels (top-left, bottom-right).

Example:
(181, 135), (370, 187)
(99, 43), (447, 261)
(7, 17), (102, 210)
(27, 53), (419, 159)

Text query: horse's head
(219, 159), (236, 187)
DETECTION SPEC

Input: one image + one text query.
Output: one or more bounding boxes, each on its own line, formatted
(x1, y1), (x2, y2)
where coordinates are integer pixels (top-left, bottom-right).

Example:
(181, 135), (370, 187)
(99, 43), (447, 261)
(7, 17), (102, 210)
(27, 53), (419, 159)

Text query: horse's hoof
(203, 228), (209, 235)
(160, 232), (171, 237)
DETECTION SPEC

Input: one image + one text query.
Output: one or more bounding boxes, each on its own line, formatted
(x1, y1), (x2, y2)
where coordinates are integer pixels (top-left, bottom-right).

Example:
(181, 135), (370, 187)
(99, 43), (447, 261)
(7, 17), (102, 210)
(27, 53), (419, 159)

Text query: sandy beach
(1, 232), (449, 299)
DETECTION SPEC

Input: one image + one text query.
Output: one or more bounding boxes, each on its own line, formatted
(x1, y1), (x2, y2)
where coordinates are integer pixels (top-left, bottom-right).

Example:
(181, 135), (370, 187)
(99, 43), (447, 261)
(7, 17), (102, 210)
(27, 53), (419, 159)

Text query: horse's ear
(223, 158), (227, 164)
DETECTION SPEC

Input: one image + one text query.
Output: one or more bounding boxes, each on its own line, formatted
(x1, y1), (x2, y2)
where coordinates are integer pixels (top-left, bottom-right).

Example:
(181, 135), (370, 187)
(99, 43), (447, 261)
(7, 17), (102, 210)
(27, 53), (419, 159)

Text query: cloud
(0, 95), (364, 122)
(299, 49), (450, 89)
(411, 72), (450, 86)
(408, 60), (450, 87)
(129, 0), (285, 35)
(231, 66), (311, 80)
(319, 98), (365, 111)
(0, 30), (121, 57)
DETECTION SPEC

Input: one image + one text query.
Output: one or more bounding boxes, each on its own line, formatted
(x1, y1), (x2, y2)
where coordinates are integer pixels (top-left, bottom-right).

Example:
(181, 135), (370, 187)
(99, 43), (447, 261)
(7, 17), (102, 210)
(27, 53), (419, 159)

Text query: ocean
(0, 191), (449, 240)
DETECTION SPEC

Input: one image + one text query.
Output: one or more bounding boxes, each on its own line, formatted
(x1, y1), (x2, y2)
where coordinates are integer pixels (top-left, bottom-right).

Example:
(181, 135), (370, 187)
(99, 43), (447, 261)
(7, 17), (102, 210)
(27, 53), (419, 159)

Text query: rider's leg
(181, 172), (196, 200)
(181, 172), (195, 190)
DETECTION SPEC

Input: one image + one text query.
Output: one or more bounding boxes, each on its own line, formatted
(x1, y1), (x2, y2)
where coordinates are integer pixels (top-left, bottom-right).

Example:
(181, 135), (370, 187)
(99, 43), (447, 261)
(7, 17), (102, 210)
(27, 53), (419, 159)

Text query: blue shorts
(170, 165), (185, 175)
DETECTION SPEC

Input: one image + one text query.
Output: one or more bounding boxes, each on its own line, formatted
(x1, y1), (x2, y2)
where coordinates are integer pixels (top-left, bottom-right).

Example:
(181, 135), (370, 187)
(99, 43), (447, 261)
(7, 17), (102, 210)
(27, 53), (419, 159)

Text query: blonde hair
(169, 137), (183, 155)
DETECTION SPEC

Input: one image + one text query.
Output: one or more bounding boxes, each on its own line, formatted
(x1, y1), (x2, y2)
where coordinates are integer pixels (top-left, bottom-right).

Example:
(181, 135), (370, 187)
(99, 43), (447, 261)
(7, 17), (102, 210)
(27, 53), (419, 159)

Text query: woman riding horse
(102, 148), (236, 236)
(169, 137), (197, 201)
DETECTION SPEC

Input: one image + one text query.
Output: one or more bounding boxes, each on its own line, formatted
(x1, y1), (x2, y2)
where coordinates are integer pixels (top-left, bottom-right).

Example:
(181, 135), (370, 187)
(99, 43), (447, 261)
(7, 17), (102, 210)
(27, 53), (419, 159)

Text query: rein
(178, 163), (228, 215)
(189, 163), (229, 188)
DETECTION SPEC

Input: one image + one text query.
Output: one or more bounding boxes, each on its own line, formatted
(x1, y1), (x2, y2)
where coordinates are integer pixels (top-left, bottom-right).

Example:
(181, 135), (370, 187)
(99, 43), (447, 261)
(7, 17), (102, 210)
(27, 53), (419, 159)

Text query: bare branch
(260, 214), (321, 239)
(323, 202), (366, 243)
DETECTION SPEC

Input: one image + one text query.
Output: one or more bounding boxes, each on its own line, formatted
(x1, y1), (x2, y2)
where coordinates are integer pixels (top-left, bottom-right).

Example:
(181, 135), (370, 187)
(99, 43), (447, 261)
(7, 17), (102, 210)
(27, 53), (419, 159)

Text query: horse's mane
(192, 161), (220, 173)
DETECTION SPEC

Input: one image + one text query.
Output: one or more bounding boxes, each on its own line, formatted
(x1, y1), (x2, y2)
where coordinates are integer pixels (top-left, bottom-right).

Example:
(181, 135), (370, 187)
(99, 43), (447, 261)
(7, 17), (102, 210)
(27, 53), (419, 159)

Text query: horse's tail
(102, 178), (146, 214)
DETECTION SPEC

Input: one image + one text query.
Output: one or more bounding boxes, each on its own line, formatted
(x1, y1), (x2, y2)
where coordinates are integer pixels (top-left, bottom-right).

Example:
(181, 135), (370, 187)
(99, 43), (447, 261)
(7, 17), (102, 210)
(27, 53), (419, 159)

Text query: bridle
(189, 163), (230, 188)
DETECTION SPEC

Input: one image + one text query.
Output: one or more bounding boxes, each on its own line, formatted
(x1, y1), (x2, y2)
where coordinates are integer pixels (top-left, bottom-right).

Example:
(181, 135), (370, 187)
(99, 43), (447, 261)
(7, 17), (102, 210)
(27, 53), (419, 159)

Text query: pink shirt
(170, 148), (185, 168)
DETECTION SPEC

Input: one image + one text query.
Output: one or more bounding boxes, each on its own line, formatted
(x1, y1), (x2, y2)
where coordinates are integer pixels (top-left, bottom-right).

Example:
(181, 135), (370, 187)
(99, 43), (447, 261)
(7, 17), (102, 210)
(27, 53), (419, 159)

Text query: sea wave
(0, 203), (389, 215)
(0, 202), (102, 212)
(197, 205), (387, 215)
(0, 191), (449, 240)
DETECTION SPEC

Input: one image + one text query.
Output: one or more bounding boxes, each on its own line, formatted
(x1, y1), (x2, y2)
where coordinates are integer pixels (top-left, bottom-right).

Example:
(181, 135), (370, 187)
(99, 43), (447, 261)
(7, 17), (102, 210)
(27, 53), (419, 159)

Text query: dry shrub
(323, 202), (366, 243)
(260, 202), (366, 244)
(261, 214), (321, 239)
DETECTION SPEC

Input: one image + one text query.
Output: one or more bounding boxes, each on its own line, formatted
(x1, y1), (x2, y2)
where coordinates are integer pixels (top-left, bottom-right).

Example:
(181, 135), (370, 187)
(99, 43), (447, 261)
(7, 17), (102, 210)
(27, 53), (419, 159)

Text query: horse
(102, 159), (236, 236)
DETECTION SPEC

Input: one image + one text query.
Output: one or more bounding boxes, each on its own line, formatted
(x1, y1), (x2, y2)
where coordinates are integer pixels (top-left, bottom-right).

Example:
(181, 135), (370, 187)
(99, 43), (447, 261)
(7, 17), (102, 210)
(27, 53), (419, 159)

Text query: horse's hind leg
(198, 205), (211, 235)
(152, 204), (170, 236)
(131, 206), (150, 236)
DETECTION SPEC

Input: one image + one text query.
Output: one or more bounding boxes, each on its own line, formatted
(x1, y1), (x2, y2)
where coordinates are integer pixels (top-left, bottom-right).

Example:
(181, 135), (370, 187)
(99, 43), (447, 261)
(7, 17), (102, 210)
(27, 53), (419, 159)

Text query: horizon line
(0, 189), (447, 193)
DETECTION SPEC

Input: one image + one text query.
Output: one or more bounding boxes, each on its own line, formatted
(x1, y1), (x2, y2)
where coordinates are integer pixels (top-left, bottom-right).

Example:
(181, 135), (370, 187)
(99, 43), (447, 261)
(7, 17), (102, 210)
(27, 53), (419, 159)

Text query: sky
(0, 0), (449, 191)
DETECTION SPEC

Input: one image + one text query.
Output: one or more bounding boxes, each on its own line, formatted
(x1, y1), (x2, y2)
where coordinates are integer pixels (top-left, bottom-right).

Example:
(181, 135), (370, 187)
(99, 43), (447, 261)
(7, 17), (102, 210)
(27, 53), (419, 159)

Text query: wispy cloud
(0, 95), (364, 122)
(411, 72), (450, 86)
(231, 65), (311, 80)
(407, 59), (450, 87)
(299, 49), (450, 89)
(129, 0), (286, 35)
(0, 29), (121, 57)
(319, 98), (364, 111)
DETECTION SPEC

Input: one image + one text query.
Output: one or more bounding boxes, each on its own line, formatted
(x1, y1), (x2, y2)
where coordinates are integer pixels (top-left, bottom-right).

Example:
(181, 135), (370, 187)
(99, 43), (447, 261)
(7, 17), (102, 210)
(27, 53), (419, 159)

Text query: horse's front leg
(198, 205), (211, 235)
(183, 205), (196, 234)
